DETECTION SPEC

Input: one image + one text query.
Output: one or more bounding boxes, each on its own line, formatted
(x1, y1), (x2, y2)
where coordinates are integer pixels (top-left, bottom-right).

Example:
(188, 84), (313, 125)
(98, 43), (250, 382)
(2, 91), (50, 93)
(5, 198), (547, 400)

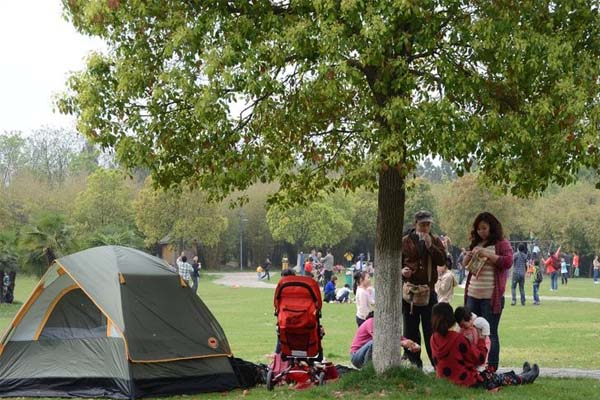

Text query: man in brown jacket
(401, 210), (446, 369)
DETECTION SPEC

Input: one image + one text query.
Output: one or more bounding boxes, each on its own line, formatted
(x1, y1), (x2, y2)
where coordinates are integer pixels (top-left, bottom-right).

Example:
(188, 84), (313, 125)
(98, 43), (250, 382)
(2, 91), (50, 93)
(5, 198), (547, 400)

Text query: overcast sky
(0, 0), (104, 134)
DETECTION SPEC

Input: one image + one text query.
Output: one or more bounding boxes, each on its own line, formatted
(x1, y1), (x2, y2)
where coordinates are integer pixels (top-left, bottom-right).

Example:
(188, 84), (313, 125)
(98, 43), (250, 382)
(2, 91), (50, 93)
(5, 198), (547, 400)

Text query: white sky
(0, 0), (104, 134)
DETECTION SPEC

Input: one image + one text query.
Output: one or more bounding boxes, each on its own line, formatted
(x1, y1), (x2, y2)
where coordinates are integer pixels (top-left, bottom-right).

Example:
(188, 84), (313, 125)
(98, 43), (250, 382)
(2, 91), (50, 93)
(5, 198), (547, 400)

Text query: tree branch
(345, 58), (365, 74)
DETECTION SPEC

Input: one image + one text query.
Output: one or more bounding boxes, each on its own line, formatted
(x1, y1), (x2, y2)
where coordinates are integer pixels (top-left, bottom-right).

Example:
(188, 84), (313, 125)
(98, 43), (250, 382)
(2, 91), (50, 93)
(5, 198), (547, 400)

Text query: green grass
(206, 275), (600, 369)
(1, 273), (599, 399)
(169, 365), (600, 400)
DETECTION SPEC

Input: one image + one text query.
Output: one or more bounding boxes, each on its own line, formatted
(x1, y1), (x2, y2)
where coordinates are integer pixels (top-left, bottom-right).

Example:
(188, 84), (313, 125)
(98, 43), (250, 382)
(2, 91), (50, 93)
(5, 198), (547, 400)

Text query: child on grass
(353, 271), (374, 327)
(324, 276), (338, 303)
(431, 303), (539, 390)
(454, 305), (491, 369)
(336, 284), (352, 303)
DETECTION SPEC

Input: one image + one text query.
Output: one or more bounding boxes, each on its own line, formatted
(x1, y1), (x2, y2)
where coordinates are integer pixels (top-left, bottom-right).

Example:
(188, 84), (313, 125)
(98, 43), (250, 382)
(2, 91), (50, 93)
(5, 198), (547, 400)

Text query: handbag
(403, 283), (430, 307)
(403, 248), (431, 313)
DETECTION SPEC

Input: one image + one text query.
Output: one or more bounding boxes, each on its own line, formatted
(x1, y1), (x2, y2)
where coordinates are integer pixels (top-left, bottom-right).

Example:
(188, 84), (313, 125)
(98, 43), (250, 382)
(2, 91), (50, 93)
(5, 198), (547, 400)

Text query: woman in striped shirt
(462, 212), (513, 372)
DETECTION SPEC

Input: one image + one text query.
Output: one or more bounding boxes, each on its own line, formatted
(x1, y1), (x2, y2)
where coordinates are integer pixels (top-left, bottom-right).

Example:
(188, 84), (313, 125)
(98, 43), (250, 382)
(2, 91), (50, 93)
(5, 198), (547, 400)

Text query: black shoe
(520, 363), (539, 384)
(522, 361), (531, 373)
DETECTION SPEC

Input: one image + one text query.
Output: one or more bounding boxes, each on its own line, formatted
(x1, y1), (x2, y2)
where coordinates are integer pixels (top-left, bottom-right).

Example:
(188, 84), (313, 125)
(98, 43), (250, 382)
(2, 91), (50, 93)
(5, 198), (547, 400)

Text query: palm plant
(18, 212), (74, 276)
(85, 225), (144, 248)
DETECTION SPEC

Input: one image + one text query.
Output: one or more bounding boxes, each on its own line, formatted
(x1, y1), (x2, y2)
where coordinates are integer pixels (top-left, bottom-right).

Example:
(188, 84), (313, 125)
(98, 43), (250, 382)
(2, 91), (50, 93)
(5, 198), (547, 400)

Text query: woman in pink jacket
(462, 212), (513, 372)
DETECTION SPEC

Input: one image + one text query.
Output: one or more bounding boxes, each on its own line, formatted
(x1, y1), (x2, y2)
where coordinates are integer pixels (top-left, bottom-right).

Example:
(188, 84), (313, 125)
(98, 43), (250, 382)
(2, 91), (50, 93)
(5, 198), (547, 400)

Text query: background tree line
(1, 129), (599, 277)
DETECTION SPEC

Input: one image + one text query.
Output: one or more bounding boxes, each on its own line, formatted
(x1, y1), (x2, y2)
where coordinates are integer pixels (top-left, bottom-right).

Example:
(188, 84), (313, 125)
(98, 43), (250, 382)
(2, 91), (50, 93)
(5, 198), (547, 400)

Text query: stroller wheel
(266, 369), (274, 391)
(317, 371), (326, 386)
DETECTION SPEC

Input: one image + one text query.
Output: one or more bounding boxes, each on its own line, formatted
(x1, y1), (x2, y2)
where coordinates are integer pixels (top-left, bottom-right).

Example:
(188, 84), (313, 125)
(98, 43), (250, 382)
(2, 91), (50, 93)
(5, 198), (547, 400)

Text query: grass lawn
(206, 273), (600, 369)
(1, 273), (599, 399)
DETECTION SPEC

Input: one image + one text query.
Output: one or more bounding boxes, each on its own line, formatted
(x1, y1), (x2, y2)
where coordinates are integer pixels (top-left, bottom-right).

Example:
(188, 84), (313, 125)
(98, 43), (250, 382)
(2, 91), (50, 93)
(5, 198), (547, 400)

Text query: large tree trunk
(373, 168), (405, 373)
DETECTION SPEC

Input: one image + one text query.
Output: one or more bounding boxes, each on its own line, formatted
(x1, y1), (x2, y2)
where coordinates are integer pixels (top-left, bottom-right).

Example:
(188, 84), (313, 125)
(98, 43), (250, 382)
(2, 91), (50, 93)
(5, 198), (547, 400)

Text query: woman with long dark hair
(461, 212), (513, 372)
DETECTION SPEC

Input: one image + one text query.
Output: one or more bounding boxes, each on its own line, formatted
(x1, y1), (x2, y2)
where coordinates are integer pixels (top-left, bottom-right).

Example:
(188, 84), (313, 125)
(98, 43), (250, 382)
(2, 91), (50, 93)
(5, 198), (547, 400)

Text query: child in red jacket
(430, 303), (539, 390)
(454, 306), (491, 368)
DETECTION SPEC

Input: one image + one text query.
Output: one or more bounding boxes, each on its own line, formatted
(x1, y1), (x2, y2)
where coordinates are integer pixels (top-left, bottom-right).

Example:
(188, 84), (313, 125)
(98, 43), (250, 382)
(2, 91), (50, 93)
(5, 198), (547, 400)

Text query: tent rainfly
(0, 246), (241, 398)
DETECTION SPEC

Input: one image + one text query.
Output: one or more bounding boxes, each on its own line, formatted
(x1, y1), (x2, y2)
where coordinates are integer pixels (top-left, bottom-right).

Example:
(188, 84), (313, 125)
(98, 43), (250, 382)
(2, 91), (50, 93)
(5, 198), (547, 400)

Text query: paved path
(210, 272), (600, 379)
(215, 274), (600, 303)
(537, 295), (600, 303)
(209, 272), (277, 289)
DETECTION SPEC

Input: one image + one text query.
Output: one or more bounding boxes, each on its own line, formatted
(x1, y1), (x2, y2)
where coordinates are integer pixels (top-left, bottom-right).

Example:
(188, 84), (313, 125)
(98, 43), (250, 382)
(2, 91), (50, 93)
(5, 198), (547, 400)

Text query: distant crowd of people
(454, 237), (597, 307)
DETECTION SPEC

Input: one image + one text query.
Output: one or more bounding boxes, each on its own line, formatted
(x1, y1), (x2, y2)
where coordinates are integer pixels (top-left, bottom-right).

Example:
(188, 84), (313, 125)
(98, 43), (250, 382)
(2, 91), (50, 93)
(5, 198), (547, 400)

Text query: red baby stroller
(266, 275), (336, 390)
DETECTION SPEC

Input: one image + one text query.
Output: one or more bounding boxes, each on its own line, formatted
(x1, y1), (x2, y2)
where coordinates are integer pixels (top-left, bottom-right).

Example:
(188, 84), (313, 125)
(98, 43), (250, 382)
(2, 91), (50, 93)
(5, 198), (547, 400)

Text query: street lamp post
(239, 212), (248, 271)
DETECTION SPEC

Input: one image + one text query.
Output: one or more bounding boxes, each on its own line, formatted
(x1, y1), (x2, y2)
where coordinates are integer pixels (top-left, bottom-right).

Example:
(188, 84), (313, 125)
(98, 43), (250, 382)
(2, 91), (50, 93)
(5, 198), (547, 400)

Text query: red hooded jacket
(544, 247), (561, 274)
(430, 331), (488, 387)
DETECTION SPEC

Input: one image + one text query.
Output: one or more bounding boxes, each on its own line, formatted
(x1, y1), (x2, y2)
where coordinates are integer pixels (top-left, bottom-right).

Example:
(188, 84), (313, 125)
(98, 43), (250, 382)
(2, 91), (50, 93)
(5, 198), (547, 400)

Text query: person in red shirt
(431, 303), (539, 390)
(572, 252), (580, 277)
(544, 248), (560, 291)
(304, 259), (314, 277)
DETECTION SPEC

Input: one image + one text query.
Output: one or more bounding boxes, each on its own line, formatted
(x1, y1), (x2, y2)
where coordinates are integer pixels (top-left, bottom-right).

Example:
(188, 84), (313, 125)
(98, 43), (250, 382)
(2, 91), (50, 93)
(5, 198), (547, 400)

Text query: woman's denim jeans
(551, 271), (559, 290)
(466, 296), (505, 370)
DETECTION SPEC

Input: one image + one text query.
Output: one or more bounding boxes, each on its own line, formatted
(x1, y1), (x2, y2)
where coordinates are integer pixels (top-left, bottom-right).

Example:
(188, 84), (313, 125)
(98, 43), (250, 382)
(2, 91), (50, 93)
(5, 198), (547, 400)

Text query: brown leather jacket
(402, 230), (446, 289)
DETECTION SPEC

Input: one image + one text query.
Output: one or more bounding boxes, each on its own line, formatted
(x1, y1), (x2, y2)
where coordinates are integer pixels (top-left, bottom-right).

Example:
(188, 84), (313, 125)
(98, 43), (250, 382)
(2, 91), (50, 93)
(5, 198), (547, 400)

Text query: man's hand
(401, 267), (412, 278)
(423, 233), (432, 248)
(401, 338), (421, 353)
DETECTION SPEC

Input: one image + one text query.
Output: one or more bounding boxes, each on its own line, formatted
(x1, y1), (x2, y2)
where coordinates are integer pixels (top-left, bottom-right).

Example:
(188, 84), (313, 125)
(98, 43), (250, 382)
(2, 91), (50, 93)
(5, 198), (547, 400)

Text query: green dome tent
(0, 246), (242, 398)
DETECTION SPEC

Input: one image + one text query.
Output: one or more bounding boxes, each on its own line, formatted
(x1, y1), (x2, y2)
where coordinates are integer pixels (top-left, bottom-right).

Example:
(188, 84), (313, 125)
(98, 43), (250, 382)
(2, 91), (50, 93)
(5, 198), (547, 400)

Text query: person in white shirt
(435, 263), (457, 303)
(336, 284), (352, 303)
(353, 271), (374, 326)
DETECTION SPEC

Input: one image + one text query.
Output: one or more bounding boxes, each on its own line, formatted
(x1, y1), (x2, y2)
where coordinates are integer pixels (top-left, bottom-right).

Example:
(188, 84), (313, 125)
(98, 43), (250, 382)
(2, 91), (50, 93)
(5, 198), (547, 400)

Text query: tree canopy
(74, 169), (135, 230)
(134, 177), (228, 248)
(267, 192), (354, 248)
(0, 133), (26, 187)
(404, 178), (437, 229)
(437, 173), (525, 246)
(59, 1), (600, 372)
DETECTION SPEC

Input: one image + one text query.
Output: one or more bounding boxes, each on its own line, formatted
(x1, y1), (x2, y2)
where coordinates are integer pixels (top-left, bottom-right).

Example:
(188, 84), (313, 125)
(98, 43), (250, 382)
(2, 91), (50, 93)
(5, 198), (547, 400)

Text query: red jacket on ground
(430, 331), (487, 387)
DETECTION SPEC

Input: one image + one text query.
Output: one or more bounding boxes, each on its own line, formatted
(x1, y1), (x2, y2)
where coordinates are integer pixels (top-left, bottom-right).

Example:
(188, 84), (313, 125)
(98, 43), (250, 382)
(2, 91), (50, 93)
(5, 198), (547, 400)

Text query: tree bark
(373, 168), (405, 373)
(43, 247), (57, 267)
